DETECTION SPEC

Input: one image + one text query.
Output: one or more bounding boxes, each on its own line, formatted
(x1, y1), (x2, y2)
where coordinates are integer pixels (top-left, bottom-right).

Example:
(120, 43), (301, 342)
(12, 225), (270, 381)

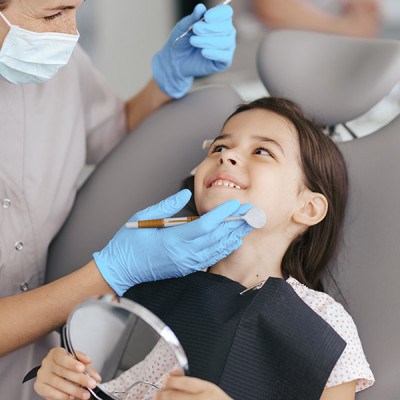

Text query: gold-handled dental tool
(125, 207), (266, 229)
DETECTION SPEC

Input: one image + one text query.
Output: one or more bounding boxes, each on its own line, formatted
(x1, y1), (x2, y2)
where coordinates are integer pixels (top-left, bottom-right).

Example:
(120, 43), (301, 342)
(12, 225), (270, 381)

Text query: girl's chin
(197, 198), (236, 215)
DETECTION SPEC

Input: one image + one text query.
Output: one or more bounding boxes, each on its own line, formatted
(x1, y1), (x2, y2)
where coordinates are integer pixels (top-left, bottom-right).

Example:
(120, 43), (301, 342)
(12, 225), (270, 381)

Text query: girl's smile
(206, 172), (247, 190)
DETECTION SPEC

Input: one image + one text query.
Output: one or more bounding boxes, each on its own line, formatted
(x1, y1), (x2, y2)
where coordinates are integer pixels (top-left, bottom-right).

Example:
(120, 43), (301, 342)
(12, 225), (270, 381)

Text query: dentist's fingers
(195, 223), (254, 266)
(129, 190), (192, 222)
(173, 200), (240, 240)
(190, 34), (235, 51)
(190, 205), (255, 249)
(193, 19), (233, 36)
(230, 203), (254, 217)
(175, 3), (207, 34)
(201, 48), (235, 65)
(188, 219), (245, 249)
(204, 4), (233, 23)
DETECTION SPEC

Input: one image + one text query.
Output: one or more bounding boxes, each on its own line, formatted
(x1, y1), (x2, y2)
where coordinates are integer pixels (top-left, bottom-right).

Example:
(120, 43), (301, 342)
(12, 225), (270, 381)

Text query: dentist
(0, 1), (246, 399)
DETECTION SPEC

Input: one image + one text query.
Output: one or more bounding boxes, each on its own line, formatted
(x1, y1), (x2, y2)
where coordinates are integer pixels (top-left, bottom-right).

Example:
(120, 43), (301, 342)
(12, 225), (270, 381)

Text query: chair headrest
(257, 30), (400, 126)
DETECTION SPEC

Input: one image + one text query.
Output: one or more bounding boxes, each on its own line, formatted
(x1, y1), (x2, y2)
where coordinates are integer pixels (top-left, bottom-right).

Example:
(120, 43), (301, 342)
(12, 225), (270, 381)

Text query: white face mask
(0, 11), (79, 84)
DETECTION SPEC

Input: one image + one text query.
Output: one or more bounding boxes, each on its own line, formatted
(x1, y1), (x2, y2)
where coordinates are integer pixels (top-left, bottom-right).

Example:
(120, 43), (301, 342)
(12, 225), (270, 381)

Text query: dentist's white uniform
(0, 45), (126, 400)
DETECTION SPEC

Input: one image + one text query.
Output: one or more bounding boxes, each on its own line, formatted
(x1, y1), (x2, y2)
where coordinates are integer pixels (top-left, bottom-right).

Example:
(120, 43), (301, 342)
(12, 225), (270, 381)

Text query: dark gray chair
(257, 29), (400, 126)
(257, 30), (400, 399)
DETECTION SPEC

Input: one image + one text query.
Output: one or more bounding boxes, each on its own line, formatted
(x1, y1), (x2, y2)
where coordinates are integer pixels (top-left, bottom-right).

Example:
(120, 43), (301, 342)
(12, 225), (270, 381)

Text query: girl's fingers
(86, 364), (102, 382)
(74, 350), (93, 365)
(34, 377), (90, 400)
(71, 350), (101, 382)
(41, 352), (96, 389)
(50, 348), (86, 373)
(50, 362), (97, 389)
(156, 375), (232, 400)
(46, 372), (91, 400)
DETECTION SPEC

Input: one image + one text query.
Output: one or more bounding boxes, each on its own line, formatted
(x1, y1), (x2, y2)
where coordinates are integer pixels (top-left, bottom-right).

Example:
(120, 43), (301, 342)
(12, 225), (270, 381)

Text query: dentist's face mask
(0, 11), (79, 84)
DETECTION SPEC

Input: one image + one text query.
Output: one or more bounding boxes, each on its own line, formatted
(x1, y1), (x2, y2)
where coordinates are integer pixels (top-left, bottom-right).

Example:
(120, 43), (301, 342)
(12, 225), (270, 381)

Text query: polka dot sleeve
(322, 301), (375, 392)
(287, 277), (375, 392)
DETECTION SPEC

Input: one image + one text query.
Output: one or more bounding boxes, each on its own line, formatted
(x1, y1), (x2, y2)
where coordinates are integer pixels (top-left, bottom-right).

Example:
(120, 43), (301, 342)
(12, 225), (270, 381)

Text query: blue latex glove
(93, 189), (253, 296)
(152, 3), (236, 99)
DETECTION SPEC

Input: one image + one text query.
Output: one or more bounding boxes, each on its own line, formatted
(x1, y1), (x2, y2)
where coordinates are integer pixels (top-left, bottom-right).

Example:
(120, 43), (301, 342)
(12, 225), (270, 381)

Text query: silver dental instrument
(111, 380), (160, 395)
(171, 0), (232, 48)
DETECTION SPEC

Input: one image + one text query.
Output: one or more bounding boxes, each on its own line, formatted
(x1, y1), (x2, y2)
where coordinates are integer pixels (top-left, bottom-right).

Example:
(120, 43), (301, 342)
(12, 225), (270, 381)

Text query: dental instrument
(171, 0), (232, 48)
(125, 207), (266, 229)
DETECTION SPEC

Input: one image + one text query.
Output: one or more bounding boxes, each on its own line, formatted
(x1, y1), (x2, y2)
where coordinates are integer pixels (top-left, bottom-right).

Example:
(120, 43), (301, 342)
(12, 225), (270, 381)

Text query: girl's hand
(34, 347), (102, 400)
(154, 370), (233, 400)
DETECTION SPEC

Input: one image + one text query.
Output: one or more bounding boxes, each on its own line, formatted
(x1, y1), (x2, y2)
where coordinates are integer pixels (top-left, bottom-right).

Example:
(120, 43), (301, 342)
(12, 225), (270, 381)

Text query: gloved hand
(152, 3), (236, 99)
(93, 189), (253, 296)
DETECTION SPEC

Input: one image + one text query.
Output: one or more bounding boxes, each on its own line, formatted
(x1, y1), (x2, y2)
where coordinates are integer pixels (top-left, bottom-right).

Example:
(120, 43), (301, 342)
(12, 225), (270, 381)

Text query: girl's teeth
(212, 180), (242, 189)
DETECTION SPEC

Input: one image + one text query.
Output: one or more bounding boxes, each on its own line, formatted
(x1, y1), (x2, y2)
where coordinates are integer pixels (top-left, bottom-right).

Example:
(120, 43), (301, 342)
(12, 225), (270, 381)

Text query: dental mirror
(63, 295), (188, 400)
(225, 207), (266, 229)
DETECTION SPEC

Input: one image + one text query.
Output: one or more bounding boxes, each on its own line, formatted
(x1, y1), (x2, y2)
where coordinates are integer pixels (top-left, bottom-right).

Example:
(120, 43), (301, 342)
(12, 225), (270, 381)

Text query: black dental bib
(124, 272), (346, 400)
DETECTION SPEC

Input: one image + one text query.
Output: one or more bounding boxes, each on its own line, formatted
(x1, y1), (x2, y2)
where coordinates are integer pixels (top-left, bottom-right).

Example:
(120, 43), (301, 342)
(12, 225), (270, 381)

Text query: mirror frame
(63, 295), (189, 400)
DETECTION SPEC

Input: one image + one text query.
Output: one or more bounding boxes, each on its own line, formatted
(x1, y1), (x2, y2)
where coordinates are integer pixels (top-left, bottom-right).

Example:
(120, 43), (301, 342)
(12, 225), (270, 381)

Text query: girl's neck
(209, 231), (289, 288)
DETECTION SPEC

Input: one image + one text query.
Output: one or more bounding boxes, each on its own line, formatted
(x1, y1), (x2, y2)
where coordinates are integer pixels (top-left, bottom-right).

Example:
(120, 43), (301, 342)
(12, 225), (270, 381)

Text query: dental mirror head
(241, 207), (266, 229)
(63, 295), (188, 400)
(225, 207), (267, 229)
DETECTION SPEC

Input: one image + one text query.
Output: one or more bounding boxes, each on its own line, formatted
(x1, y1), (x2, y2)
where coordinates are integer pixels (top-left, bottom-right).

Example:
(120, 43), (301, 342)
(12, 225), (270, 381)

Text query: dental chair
(46, 31), (400, 399)
(257, 30), (400, 399)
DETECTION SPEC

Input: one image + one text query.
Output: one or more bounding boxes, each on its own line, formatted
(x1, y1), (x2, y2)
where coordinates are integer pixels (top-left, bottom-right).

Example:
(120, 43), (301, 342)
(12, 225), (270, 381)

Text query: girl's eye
(44, 12), (62, 21)
(211, 145), (228, 153)
(255, 147), (272, 156)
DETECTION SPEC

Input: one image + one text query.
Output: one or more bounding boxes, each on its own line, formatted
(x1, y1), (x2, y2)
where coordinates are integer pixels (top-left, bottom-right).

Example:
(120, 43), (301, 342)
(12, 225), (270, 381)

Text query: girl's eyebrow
(212, 134), (285, 155)
(211, 134), (231, 145)
(253, 135), (285, 155)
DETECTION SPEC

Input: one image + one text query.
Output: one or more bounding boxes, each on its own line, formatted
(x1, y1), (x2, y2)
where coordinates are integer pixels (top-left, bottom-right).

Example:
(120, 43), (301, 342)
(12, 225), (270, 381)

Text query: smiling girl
(34, 97), (374, 400)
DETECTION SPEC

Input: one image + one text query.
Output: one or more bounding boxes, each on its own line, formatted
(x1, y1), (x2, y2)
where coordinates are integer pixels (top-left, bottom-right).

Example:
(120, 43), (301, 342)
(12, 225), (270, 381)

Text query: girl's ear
(293, 190), (328, 227)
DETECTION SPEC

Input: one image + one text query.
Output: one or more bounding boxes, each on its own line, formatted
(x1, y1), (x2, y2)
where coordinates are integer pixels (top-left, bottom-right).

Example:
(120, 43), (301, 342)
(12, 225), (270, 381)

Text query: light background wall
(77, 0), (177, 99)
(77, 0), (400, 101)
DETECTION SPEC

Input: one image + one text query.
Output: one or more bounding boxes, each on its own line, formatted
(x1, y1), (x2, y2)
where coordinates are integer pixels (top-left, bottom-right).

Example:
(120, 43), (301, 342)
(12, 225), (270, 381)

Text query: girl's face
(195, 109), (308, 234)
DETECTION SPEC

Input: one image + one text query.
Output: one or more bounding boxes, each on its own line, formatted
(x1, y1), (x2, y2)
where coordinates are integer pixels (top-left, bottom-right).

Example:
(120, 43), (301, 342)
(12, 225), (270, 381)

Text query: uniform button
(2, 199), (11, 208)
(15, 241), (24, 251)
(20, 283), (29, 292)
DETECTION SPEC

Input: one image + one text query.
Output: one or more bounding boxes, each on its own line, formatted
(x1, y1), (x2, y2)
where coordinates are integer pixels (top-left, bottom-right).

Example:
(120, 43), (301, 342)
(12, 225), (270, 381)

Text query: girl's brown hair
(228, 97), (348, 291)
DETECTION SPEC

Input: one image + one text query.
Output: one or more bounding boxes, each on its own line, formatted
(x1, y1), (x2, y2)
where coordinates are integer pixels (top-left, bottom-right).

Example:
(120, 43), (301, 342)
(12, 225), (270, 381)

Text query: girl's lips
(206, 173), (247, 189)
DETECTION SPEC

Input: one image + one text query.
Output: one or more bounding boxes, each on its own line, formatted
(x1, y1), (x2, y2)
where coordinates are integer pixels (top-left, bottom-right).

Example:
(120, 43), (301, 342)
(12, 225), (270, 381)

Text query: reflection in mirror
(63, 296), (188, 400)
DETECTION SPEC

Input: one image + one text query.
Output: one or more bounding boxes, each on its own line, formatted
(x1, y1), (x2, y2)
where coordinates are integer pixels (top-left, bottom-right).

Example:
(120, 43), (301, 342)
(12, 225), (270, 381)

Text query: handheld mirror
(63, 295), (189, 400)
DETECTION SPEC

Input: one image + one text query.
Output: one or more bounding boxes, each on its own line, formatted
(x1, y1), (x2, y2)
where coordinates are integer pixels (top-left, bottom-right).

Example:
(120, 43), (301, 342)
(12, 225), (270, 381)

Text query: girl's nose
(219, 151), (237, 166)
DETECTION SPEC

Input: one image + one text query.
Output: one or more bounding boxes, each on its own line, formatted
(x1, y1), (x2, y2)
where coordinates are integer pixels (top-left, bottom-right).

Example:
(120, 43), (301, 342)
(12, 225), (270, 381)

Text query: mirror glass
(63, 295), (188, 400)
